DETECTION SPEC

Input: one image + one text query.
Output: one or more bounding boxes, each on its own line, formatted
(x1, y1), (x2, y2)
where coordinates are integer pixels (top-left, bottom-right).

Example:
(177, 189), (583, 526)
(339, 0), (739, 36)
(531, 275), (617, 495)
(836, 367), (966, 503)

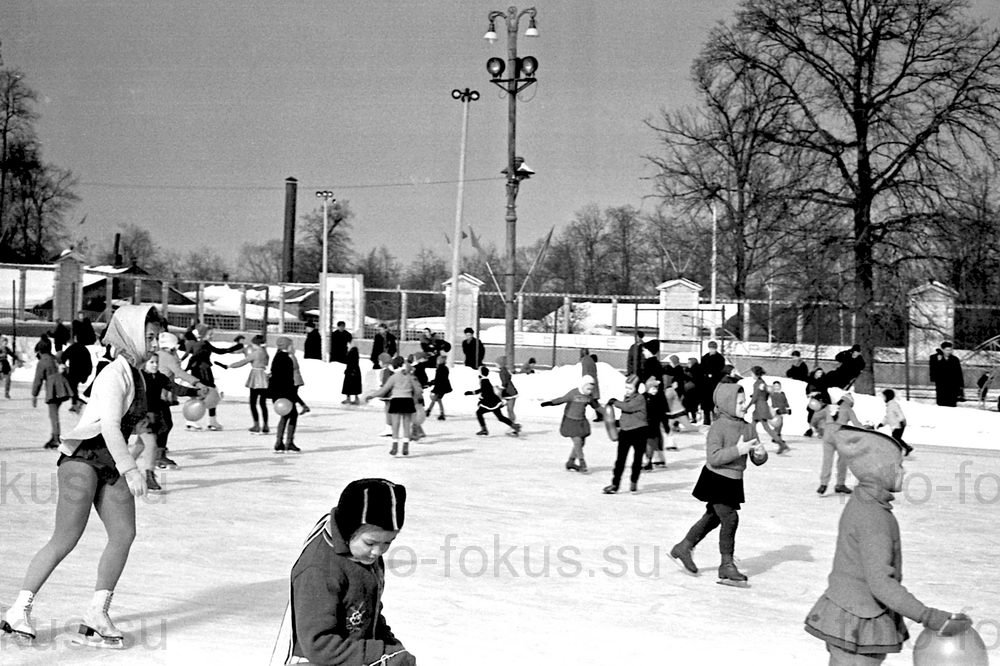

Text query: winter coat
(269, 350), (297, 401)
(430, 364), (452, 395)
(615, 391), (648, 432)
(705, 383), (767, 480)
(304, 329), (322, 360)
(31, 352), (73, 404)
(342, 348), (363, 395)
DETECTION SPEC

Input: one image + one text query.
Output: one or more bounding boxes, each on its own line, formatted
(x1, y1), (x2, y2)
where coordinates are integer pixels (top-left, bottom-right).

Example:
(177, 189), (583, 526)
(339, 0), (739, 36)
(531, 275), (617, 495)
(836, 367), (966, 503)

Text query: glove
(735, 435), (757, 456)
(606, 398), (618, 406)
(921, 609), (973, 636)
(234, 335), (245, 344)
(464, 390), (474, 396)
(540, 401), (553, 407)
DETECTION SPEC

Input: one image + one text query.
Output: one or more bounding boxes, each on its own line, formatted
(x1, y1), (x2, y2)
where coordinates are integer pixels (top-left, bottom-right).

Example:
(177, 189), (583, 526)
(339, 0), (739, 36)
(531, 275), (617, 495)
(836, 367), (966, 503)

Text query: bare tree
(710, 0), (1000, 391)
(0, 69), (38, 249)
(295, 200), (355, 281)
(235, 239), (284, 283)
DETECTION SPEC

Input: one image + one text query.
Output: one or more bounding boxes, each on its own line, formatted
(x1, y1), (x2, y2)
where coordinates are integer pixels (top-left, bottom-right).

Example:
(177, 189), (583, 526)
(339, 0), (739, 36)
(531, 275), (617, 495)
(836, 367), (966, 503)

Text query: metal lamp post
(705, 183), (722, 305)
(315, 190), (335, 362)
(448, 88), (480, 368)
(484, 5), (538, 369)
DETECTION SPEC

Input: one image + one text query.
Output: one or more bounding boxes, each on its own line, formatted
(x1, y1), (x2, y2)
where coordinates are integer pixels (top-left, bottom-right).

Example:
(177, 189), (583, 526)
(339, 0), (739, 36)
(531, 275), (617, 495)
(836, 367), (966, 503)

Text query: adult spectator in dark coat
(51, 320), (71, 353)
(639, 340), (663, 385)
(930, 341), (965, 407)
(786, 350), (810, 384)
(828, 344), (865, 389)
(72, 311), (97, 346)
(626, 331), (646, 377)
(330, 321), (352, 363)
(462, 327), (485, 369)
(303, 321), (322, 360)
(370, 323), (397, 369)
(699, 340), (726, 425)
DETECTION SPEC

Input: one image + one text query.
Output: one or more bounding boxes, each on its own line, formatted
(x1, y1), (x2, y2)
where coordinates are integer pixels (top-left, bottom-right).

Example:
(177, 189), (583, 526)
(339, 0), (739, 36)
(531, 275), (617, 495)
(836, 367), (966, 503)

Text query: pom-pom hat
(833, 425), (904, 489)
(334, 478), (406, 539)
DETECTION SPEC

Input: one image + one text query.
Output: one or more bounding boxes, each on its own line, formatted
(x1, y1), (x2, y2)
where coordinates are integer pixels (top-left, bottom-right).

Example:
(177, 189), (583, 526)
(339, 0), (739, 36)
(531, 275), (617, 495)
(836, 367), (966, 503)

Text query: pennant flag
(467, 226), (488, 259)
(444, 232), (451, 246)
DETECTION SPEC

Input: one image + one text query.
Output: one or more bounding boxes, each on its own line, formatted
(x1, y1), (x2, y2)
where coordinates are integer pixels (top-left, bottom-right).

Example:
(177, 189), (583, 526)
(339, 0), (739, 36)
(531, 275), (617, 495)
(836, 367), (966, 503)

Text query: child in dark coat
(465, 366), (520, 437)
(341, 346), (363, 405)
(804, 426), (971, 664)
(285, 478), (415, 666)
(603, 375), (648, 494)
(669, 383), (767, 586)
(424, 354), (452, 420)
(268, 337), (300, 453)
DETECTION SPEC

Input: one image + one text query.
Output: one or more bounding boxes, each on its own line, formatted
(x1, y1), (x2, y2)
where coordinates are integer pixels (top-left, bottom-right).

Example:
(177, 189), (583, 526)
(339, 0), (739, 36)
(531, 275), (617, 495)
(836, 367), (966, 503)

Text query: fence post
(132, 276), (141, 305)
(278, 287), (286, 334)
(611, 296), (618, 335)
(18, 268), (27, 322)
(742, 300), (750, 341)
(562, 296), (571, 334)
(196, 282), (203, 324)
(239, 286), (247, 333)
(517, 292), (524, 332)
(104, 276), (114, 324)
(161, 280), (170, 321)
(399, 290), (409, 342)
(795, 307), (805, 345)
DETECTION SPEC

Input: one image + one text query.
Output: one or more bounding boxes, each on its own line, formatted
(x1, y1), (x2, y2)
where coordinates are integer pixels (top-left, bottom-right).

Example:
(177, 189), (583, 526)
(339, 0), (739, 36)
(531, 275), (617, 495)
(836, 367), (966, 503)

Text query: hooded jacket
(59, 305), (155, 475)
(705, 383), (766, 479)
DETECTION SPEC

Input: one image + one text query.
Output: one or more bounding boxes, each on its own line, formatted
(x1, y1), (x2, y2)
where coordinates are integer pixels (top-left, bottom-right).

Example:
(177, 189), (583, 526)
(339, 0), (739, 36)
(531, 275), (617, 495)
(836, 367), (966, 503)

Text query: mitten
(464, 390), (474, 396)
(540, 401), (553, 407)
(921, 608), (973, 636)
(735, 435), (757, 456)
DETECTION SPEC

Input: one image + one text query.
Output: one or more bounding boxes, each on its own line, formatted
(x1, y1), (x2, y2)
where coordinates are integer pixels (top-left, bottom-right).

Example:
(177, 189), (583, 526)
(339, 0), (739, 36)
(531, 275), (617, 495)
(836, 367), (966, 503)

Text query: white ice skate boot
(1, 590), (36, 642)
(72, 589), (124, 649)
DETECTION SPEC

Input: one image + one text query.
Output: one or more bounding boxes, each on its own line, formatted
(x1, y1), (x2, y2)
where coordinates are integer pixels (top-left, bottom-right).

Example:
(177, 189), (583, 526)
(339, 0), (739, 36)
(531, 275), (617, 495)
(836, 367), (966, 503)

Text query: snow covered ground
(1, 353), (998, 665)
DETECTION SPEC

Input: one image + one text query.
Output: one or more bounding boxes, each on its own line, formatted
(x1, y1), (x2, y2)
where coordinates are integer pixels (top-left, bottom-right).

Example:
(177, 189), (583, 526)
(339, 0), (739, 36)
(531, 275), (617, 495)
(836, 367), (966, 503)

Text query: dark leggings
(476, 406), (515, 428)
(276, 393), (299, 443)
(47, 402), (62, 439)
(155, 405), (174, 451)
(684, 502), (740, 556)
(612, 427), (647, 485)
(249, 388), (269, 426)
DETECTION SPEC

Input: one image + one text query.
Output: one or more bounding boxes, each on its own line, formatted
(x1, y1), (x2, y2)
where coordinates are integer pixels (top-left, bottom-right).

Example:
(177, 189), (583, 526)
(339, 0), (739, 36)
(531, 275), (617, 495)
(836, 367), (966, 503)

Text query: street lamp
(705, 183), (722, 305)
(315, 190), (335, 362)
(483, 5), (538, 369)
(447, 88), (480, 368)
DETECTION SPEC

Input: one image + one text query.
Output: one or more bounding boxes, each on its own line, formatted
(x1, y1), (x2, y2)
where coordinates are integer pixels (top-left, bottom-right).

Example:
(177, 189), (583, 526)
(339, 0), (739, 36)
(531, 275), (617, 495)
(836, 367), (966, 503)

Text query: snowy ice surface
(1, 354), (998, 665)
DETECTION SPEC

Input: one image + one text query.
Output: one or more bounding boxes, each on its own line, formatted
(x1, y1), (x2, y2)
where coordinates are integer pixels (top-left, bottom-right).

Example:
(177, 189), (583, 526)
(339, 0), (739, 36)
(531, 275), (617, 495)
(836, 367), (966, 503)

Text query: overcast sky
(3, 1), (998, 268)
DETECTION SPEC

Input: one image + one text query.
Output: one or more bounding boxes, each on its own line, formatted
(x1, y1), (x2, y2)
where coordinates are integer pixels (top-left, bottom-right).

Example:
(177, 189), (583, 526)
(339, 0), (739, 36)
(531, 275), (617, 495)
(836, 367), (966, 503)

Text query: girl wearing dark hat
(183, 324), (243, 431)
(749, 366), (787, 454)
(283, 478), (415, 666)
(804, 426), (971, 664)
(669, 383), (767, 586)
(269, 337), (300, 453)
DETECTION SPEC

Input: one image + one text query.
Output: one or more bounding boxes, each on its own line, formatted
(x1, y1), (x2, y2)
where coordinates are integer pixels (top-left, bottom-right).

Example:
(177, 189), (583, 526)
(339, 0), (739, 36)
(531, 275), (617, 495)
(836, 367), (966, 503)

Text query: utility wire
(77, 176), (505, 192)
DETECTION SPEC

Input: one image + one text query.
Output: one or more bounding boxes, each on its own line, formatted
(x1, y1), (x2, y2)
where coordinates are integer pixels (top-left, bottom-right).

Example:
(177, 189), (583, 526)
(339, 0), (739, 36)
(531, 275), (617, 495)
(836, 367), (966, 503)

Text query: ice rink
(1, 359), (999, 665)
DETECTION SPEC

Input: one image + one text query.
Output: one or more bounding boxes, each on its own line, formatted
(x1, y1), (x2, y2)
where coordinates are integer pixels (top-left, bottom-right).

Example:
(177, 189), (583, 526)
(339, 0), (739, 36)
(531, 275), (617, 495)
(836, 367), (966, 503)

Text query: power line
(77, 175), (506, 193)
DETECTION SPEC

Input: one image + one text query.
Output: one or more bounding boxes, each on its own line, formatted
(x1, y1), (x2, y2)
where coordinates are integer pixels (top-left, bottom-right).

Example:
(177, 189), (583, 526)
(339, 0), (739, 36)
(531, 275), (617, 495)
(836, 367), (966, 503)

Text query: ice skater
(603, 375), (649, 494)
(541, 375), (604, 473)
(750, 366), (788, 454)
(341, 344), (362, 405)
(805, 367), (832, 437)
(877, 388), (910, 456)
(465, 366), (521, 438)
(668, 383), (767, 587)
(2, 305), (161, 649)
(804, 425), (972, 664)
(227, 334), (271, 434)
(366, 357), (424, 456)
(153, 332), (207, 469)
(424, 353), (451, 420)
(269, 337), (301, 453)
(818, 394), (864, 496)
(282, 478), (415, 665)
(184, 324), (243, 430)
(31, 336), (74, 449)
(768, 380), (791, 454)
(642, 377), (667, 470)
(497, 355), (519, 423)
(0, 335), (18, 398)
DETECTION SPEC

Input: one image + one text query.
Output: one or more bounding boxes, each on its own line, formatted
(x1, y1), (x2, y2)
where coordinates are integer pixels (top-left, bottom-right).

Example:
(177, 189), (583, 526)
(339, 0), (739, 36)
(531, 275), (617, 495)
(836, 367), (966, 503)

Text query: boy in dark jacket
(269, 337), (300, 453)
(603, 375), (649, 494)
(465, 366), (520, 437)
(286, 478), (415, 666)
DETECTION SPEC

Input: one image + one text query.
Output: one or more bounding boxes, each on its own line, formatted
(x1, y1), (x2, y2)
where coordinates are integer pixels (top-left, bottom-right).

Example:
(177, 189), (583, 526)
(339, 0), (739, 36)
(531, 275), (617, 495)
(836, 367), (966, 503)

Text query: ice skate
(401, 441), (409, 456)
(206, 420), (223, 431)
(776, 441), (790, 455)
(145, 470), (162, 493)
(602, 484), (618, 494)
(389, 441), (399, 456)
(261, 425), (270, 434)
(669, 541), (699, 576)
(274, 441), (286, 453)
(43, 437), (59, 450)
(248, 423), (261, 434)
(2, 591), (36, 643)
(565, 460), (580, 472)
(285, 442), (301, 453)
(717, 558), (749, 588)
(72, 590), (124, 649)
(156, 450), (178, 469)
(506, 424), (521, 437)
(630, 482), (638, 493)
(437, 414), (446, 421)
(834, 484), (853, 495)
(185, 421), (202, 431)
(816, 484), (828, 496)
(299, 405), (311, 415)
(476, 429), (489, 436)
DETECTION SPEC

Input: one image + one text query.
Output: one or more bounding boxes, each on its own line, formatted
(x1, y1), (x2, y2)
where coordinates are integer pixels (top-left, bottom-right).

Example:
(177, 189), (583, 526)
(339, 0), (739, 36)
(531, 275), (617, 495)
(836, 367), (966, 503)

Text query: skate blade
(1, 621), (36, 643)
(72, 627), (124, 649)
(716, 579), (750, 588)
(667, 556), (700, 577)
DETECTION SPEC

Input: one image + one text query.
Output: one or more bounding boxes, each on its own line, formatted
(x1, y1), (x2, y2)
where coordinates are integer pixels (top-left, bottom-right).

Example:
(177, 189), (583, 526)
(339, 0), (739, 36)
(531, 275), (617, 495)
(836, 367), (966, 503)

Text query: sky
(3, 0), (998, 270)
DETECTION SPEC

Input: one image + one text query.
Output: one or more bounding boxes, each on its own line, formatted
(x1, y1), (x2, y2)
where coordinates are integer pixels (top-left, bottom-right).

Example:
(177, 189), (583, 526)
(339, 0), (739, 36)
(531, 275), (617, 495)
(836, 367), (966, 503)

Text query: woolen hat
(334, 478), (406, 539)
(833, 425), (903, 489)
(276, 336), (293, 351)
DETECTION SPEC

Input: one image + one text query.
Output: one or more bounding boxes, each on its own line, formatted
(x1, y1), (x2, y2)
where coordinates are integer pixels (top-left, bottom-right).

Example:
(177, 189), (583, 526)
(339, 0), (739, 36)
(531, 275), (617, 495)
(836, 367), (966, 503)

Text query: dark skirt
(388, 397), (416, 414)
(560, 417), (591, 439)
(804, 595), (907, 655)
(58, 435), (122, 486)
(692, 466), (745, 507)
